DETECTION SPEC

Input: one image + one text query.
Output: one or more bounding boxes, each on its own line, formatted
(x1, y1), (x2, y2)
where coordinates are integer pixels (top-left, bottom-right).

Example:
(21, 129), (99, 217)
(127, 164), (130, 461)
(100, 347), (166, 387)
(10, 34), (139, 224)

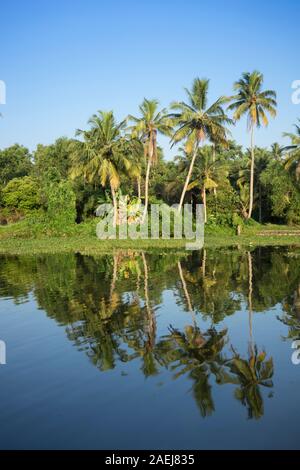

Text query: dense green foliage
(45, 180), (77, 230)
(0, 71), (299, 233)
(2, 176), (40, 212)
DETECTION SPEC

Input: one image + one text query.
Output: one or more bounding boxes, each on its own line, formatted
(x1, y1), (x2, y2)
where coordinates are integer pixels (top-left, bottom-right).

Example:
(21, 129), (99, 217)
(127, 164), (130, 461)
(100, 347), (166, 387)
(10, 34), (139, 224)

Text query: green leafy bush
(260, 161), (300, 225)
(2, 176), (41, 212)
(45, 180), (76, 232)
(207, 186), (241, 227)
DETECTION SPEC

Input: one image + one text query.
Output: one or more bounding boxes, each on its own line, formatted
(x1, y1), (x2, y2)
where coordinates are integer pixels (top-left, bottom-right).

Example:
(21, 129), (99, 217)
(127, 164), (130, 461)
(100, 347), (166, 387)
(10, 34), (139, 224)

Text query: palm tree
(271, 142), (285, 161)
(228, 71), (277, 219)
(71, 111), (140, 226)
(170, 78), (232, 213)
(128, 99), (173, 222)
(283, 119), (300, 180)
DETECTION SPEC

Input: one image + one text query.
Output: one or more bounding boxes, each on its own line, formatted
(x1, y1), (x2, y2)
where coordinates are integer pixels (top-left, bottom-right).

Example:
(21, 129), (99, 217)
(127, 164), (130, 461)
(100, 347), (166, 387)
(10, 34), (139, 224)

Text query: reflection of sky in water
(0, 248), (299, 449)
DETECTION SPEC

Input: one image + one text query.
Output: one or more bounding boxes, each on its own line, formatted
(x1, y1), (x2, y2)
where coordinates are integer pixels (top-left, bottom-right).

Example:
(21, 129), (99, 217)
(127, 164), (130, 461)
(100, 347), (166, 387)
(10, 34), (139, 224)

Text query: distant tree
(33, 137), (76, 181)
(0, 144), (32, 187)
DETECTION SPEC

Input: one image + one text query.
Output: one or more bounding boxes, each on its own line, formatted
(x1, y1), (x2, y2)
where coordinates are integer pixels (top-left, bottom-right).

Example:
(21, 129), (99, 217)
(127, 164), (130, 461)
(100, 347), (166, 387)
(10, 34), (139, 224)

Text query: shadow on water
(1, 246), (300, 422)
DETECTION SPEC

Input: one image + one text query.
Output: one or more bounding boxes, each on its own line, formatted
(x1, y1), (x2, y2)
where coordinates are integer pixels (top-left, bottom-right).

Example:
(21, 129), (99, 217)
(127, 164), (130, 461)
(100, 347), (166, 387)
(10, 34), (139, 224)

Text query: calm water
(0, 247), (300, 449)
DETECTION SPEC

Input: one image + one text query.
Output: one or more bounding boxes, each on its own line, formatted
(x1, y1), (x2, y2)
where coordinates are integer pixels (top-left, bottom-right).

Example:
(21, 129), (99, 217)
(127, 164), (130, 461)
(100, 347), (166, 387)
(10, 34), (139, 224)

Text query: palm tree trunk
(141, 157), (151, 223)
(110, 183), (118, 226)
(178, 142), (199, 213)
(201, 187), (207, 223)
(248, 125), (255, 219)
(137, 176), (141, 200)
(212, 144), (217, 197)
(202, 248), (206, 278)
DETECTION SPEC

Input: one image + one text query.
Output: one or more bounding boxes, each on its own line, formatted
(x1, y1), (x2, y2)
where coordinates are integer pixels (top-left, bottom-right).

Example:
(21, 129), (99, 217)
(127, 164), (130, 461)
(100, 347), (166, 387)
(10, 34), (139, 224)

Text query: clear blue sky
(1, 0), (299, 159)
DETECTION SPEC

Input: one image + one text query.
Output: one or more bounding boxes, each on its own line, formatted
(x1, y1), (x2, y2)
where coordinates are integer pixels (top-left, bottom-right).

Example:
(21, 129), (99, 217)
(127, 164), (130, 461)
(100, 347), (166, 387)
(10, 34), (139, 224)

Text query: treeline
(1, 71), (300, 230)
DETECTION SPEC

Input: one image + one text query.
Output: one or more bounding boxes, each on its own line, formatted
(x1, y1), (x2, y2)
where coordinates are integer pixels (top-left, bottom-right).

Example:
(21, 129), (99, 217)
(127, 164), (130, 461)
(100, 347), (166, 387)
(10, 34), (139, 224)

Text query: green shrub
(45, 180), (76, 232)
(2, 176), (41, 212)
(207, 186), (241, 227)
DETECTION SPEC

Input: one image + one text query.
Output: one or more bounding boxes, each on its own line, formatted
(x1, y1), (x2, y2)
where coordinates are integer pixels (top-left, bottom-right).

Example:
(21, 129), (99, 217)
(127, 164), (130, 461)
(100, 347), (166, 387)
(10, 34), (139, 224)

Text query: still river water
(0, 247), (300, 449)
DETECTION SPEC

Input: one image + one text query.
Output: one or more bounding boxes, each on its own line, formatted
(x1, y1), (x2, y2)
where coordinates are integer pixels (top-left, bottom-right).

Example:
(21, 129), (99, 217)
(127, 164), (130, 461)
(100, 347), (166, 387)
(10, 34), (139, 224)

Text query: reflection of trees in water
(156, 325), (229, 417)
(3, 246), (300, 418)
(278, 279), (300, 342)
(176, 249), (241, 324)
(155, 320), (273, 420)
(229, 346), (274, 420)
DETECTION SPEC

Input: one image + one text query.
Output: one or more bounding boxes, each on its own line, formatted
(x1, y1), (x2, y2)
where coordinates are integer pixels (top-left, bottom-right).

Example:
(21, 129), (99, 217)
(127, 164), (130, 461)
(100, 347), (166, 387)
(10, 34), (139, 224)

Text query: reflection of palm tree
(229, 345), (274, 420)
(177, 260), (193, 313)
(158, 325), (228, 417)
(109, 254), (119, 302)
(141, 252), (158, 376)
(202, 248), (206, 279)
(247, 251), (254, 356)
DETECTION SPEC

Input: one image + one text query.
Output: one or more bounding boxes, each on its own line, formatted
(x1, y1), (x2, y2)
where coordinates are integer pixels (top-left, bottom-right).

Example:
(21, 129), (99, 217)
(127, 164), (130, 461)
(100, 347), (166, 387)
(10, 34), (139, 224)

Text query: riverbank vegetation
(1, 71), (300, 246)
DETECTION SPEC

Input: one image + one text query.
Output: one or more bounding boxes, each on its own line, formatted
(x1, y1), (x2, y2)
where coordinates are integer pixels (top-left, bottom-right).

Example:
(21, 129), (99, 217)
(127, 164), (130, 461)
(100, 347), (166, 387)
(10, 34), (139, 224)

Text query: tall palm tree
(283, 119), (300, 180)
(128, 99), (173, 222)
(228, 71), (277, 219)
(71, 111), (140, 226)
(170, 78), (232, 213)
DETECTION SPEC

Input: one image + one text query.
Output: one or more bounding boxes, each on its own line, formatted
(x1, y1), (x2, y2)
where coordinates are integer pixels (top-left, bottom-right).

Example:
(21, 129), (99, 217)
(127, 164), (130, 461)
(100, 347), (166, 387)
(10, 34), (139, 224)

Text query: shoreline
(1, 233), (300, 255)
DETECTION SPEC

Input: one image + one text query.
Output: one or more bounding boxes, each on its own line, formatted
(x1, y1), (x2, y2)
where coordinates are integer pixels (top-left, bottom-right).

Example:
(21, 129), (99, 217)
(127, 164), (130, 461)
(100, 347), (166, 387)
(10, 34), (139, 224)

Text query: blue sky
(1, 0), (299, 159)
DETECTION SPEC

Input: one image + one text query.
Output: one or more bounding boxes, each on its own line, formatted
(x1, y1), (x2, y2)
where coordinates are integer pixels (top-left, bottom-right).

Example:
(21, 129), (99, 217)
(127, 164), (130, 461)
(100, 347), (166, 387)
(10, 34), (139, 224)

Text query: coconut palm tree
(128, 99), (173, 222)
(71, 111), (140, 226)
(228, 71), (277, 219)
(271, 142), (285, 161)
(170, 78), (232, 213)
(283, 119), (300, 180)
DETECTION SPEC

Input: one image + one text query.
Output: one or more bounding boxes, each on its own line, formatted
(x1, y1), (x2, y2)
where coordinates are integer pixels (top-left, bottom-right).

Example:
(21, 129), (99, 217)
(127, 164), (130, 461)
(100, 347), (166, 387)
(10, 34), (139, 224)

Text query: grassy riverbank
(1, 220), (300, 255)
